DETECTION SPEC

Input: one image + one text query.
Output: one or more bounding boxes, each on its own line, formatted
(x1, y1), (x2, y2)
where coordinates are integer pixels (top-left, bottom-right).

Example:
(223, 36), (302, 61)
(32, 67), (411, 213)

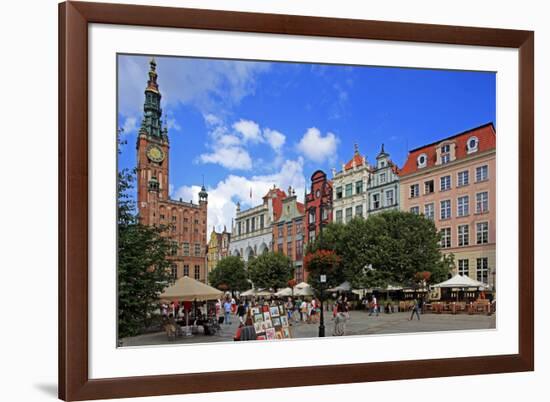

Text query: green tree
(117, 142), (172, 339)
(364, 210), (451, 286)
(247, 252), (294, 292)
(208, 256), (250, 293)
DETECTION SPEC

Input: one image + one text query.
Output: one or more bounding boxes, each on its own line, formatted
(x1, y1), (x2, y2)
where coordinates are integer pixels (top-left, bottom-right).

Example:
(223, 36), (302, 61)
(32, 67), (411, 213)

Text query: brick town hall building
(136, 58), (209, 282)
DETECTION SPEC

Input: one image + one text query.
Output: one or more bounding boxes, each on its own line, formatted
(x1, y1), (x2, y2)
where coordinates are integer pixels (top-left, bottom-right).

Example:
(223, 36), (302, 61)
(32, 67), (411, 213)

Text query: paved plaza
(120, 311), (496, 347)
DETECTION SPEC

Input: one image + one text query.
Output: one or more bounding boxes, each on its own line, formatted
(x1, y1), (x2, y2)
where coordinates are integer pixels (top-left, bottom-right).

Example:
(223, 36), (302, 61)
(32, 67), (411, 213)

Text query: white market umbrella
(294, 282), (314, 297)
(327, 281), (351, 293)
(240, 288), (273, 297)
(433, 274), (490, 290)
(275, 287), (293, 297)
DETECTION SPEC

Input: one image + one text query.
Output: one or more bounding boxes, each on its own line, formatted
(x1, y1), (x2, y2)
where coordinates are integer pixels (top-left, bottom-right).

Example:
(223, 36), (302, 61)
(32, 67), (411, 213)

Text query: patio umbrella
(432, 274), (489, 301)
(275, 287), (293, 297)
(240, 288), (273, 297)
(160, 275), (223, 302)
(294, 282), (314, 297)
(326, 281), (351, 293)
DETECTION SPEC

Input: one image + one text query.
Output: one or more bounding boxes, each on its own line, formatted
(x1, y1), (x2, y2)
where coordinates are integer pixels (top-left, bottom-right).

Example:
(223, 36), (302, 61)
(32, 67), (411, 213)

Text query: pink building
(399, 123), (496, 289)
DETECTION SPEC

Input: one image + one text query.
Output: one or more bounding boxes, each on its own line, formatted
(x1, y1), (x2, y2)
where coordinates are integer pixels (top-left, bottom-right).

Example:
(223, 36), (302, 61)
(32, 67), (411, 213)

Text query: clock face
(146, 145), (165, 162)
(316, 189), (321, 198)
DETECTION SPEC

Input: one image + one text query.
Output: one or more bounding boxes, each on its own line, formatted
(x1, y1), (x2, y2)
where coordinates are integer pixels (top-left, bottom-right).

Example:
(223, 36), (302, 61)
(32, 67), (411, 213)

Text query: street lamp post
(319, 274), (326, 337)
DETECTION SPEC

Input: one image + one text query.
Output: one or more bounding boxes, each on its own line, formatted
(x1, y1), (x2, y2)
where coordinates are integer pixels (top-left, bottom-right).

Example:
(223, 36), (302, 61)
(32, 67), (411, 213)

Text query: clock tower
(136, 58), (170, 225)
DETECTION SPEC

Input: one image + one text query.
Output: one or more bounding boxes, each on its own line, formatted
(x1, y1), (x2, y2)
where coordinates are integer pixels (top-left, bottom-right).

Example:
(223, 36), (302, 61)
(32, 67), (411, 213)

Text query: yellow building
(206, 226), (231, 282)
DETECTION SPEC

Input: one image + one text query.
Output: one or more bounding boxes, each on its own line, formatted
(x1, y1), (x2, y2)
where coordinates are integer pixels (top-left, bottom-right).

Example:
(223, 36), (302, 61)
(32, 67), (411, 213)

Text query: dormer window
(441, 144), (450, 153)
(467, 136), (479, 153)
(417, 153), (427, 168)
(441, 144), (451, 164)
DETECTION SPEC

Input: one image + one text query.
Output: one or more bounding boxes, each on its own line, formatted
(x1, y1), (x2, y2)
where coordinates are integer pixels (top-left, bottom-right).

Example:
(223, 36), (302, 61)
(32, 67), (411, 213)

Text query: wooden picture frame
(59, 1), (534, 400)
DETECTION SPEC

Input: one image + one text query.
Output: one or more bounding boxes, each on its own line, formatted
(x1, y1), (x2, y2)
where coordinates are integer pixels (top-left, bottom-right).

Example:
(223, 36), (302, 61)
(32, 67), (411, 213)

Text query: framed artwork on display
(59, 1), (533, 400)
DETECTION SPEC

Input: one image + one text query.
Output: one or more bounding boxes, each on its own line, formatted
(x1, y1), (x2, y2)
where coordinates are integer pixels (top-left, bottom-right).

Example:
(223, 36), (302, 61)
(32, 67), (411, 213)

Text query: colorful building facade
(332, 145), (371, 223)
(304, 170), (333, 246)
(366, 144), (400, 215)
(399, 123), (496, 288)
(272, 187), (306, 282)
(206, 226), (231, 281)
(136, 58), (209, 282)
(229, 186), (287, 262)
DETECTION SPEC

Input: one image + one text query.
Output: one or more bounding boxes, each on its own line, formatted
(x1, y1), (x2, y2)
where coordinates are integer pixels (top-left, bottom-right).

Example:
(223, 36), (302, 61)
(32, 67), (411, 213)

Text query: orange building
(136, 58), (209, 282)
(399, 123), (496, 288)
(272, 187), (306, 282)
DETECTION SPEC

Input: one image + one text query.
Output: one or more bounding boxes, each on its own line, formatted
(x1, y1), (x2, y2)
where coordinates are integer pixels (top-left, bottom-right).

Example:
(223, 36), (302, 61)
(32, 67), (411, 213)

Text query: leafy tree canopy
(208, 256), (250, 292)
(247, 252), (294, 292)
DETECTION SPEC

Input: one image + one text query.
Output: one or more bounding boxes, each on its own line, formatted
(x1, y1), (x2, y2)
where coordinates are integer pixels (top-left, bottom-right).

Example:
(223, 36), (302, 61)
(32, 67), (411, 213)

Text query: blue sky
(117, 54), (495, 232)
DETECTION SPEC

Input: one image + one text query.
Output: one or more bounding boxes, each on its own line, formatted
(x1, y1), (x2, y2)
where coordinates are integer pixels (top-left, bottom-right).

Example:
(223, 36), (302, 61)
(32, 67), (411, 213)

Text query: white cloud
(121, 116), (137, 135)
(263, 128), (286, 152)
(296, 127), (339, 163)
(199, 147), (252, 170)
(233, 119), (262, 143)
(167, 118), (181, 131)
(172, 158), (306, 232)
(118, 55), (270, 118)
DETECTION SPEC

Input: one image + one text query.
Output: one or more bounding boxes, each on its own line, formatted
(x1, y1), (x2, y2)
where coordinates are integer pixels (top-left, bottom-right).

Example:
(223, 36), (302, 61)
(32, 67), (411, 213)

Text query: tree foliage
(304, 249), (341, 292)
(208, 256), (250, 292)
(247, 252), (294, 292)
(307, 211), (452, 289)
(117, 160), (172, 339)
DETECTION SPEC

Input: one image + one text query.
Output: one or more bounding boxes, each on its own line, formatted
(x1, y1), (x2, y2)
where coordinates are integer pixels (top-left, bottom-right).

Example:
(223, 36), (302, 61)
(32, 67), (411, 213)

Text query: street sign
(320, 275), (326, 283)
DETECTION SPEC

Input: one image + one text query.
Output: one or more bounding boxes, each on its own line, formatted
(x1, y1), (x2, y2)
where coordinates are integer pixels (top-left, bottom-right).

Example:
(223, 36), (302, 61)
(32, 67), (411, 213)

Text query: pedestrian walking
(409, 298), (421, 320)
(236, 301), (246, 324)
(369, 295), (379, 317)
(223, 298), (232, 325)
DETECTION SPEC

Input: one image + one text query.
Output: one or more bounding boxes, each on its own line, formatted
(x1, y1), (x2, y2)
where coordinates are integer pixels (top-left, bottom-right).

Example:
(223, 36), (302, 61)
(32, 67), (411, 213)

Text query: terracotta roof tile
(400, 123), (495, 176)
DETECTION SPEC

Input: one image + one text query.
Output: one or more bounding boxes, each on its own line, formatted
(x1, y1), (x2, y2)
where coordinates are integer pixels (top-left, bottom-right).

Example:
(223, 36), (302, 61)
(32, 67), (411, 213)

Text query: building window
(172, 216), (177, 222)
(355, 180), (363, 194)
(457, 195), (469, 217)
(441, 144), (450, 153)
(417, 153), (427, 168)
(246, 219), (250, 233)
(238, 222), (241, 236)
(467, 136), (479, 153)
(287, 222), (293, 237)
(424, 180), (434, 194)
(476, 165), (488, 182)
(160, 214), (165, 220)
(171, 264), (178, 281)
(194, 265), (200, 280)
(260, 214), (264, 229)
(424, 203), (434, 220)
(194, 243), (201, 256)
(309, 208), (316, 224)
(440, 175), (451, 191)
(458, 259), (469, 276)
(380, 173), (386, 184)
(183, 242), (190, 256)
(410, 184), (419, 198)
(476, 222), (489, 244)
(476, 258), (488, 283)
(345, 183), (353, 197)
(335, 210), (343, 223)
(309, 229), (316, 243)
(287, 241), (292, 258)
(345, 207), (353, 223)
(476, 192), (489, 213)
(458, 224), (469, 246)
(441, 154), (450, 164)
(440, 228), (451, 248)
(440, 200), (451, 220)
(183, 265), (189, 277)
(372, 194), (380, 209)
(278, 224), (284, 238)
(321, 207), (329, 221)
(296, 219), (303, 235)
(355, 205), (363, 218)
(458, 170), (469, 187)
(386, 189), (394, 206)
(251, 217), (256, 232)
(410, 206), (420, 215)
(335, 186), (343, 199)
(296, 239), (303, 260)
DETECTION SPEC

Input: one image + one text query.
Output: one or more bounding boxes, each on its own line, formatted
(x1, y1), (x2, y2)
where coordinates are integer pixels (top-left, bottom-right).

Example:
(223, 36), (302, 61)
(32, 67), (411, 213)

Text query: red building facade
(136, 58), (209, 282)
